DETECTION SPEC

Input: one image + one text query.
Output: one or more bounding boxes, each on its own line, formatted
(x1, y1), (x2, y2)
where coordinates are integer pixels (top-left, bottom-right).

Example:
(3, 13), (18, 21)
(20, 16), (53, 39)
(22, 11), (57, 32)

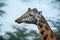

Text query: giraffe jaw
(15, 20), (22, 24)
(15, 19), (33, 24)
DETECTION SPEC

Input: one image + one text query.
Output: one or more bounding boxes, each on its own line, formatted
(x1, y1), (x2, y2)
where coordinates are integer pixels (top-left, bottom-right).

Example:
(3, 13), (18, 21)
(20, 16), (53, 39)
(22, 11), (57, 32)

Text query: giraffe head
(15, 8), (42, 24)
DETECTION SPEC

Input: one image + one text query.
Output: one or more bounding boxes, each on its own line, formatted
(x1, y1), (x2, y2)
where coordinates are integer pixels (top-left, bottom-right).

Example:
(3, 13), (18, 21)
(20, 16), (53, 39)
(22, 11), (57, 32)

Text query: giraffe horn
(28, 8), (31, 11)
(33, 8), (38, 13)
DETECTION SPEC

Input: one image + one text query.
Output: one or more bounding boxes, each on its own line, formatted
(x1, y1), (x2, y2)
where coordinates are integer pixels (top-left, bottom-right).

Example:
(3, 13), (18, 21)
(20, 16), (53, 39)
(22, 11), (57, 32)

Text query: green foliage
(0, 35), (6, 40)
(0, 2), (6, 8)
(5, 25), (41, 40)
(0, 0), (7, 17)
(0, 0), (7, 33)
(0, 24), (2, 26)
(55, 0), (60, 2)
(0, 10), (5, 17)
(21, 0), (30, 2)
(54, 20), (60, 40)
(29, 30), (41, 40)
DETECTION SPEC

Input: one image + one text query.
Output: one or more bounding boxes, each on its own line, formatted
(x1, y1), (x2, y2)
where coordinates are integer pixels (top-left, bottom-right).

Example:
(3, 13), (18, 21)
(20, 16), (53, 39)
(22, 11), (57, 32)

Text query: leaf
(0, 2), (6, 8)
(0, 10), (5, 17)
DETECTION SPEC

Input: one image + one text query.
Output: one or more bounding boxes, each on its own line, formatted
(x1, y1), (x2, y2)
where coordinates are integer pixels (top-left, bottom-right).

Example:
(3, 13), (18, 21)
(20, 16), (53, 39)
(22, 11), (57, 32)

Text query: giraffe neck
(37, 15), (57, 40)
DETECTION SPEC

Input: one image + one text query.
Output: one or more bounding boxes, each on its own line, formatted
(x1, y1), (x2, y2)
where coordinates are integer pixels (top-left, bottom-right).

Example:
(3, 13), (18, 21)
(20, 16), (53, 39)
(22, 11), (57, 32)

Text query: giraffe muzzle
(15, 20), (22, 24)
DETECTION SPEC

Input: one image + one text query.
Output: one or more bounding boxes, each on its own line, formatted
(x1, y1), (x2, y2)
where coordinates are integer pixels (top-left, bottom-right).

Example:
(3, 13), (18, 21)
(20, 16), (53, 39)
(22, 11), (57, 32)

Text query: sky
(0, 0), (60, 35)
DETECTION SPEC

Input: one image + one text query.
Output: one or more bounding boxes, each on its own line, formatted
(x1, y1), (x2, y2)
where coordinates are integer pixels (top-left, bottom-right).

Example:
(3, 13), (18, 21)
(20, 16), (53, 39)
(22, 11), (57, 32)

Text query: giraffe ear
(28, 8), (31, 11)
(33, 8), (38, 13)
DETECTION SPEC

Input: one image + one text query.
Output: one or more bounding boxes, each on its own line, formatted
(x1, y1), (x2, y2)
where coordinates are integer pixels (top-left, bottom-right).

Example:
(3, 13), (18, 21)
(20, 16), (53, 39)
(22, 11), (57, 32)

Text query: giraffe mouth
(15, 20), (32, 24)
(15, 20), (22, 24)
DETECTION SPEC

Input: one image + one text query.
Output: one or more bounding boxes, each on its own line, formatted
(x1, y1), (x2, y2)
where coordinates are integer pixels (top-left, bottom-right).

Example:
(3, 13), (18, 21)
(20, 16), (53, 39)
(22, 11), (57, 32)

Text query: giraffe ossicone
(15, 8), (58, 40)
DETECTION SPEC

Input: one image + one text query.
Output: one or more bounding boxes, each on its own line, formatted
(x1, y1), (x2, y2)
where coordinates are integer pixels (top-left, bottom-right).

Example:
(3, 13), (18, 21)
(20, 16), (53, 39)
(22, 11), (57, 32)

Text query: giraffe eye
(29, 14), (33, 16)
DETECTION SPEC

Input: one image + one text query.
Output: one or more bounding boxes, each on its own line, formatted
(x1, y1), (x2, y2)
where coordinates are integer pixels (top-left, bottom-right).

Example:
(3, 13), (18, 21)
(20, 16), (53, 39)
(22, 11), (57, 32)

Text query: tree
(0, 35), (6, 40)
(0, 1), (6, 17)
(0, 0), (7, 32)
(5, 25), (41, 40)
(29, 30), (41, 40)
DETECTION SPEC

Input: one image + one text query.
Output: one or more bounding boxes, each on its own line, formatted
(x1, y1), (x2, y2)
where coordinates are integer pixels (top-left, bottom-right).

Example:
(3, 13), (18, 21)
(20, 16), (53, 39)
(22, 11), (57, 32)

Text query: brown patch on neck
(40, 30), (45, 35)
(37, 15), (57, 40)
(43, 34), (48, 40)
(37, 23), (43, 29)
(45, 25), (49, 31)
(50, 33), (54, 39)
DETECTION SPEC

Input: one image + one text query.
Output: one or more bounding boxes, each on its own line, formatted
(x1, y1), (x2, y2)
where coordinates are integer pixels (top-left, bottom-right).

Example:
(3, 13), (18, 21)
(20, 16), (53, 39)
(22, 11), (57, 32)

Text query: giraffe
(15, 8), (58, 40)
